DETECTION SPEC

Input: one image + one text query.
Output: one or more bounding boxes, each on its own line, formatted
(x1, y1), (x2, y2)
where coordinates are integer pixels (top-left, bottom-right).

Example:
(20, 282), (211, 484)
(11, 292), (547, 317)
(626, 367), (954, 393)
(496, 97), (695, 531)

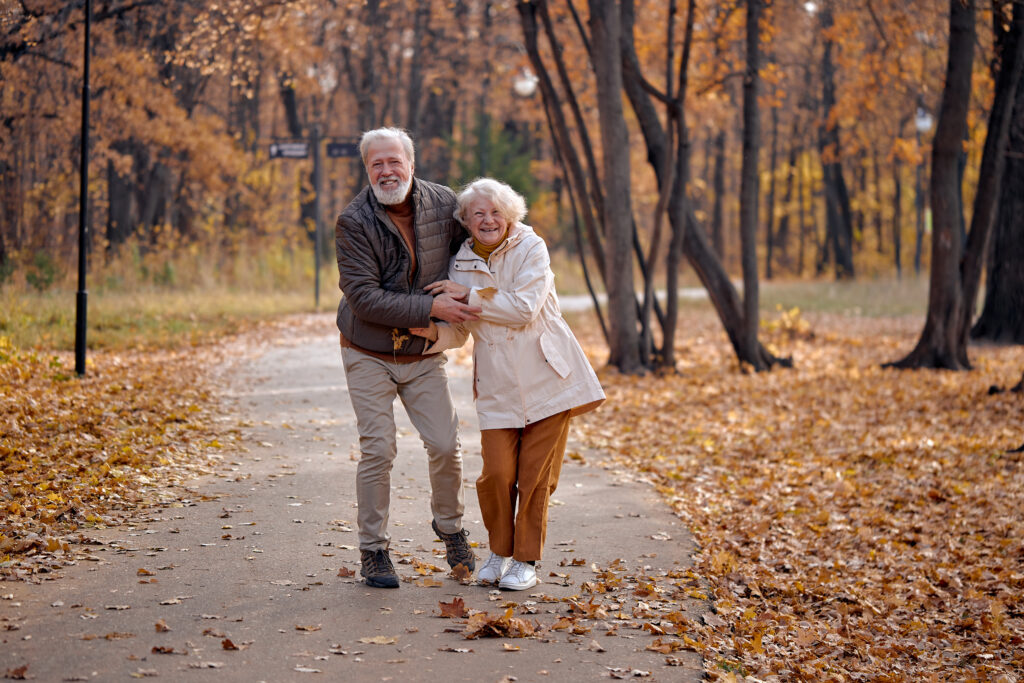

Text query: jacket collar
(457, 222), (528, 263)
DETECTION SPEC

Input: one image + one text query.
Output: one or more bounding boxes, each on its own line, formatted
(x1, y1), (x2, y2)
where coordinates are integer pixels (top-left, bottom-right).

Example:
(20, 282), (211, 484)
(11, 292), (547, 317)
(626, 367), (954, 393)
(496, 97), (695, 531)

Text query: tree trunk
(893, 155), (903, 278)
(106, 149), (135, 250)
(798, 152), (807, 275)
(963, 1), (1024, 344)
(590, 0), (642, 374)
(873, 150), (884, 253)
(776, 135), (797, 270)
(405, 3), (430, 133)
(711, 130), (726, 260)
(887, 0), (976, 370)
(765, 104), (778, 280)
(684, 207), (790, 369)
(738, 0), (764, 368)
(818, 0), (855, 279)
(518, 0), (607, 284)
(972, 53), (1024, 343)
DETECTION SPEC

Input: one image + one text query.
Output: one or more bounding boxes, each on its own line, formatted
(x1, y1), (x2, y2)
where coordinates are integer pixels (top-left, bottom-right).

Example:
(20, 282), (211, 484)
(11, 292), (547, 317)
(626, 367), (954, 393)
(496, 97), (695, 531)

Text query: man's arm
(335, 213), (434, 328)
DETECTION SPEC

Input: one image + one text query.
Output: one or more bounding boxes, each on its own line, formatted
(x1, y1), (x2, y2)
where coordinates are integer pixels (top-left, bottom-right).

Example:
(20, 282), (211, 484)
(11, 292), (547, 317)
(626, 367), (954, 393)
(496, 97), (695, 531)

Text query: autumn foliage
(575, 311), (1024, 679)
(0, 337), (224, 569)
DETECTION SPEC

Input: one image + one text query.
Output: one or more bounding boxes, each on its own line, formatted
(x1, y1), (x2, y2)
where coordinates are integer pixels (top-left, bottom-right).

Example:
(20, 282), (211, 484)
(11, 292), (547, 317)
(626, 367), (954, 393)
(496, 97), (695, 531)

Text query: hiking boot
(431, 519), (476, 571)
(360, 548), (399, 589)
(476, 552), (510, 585)
(499, 560), (538, 591)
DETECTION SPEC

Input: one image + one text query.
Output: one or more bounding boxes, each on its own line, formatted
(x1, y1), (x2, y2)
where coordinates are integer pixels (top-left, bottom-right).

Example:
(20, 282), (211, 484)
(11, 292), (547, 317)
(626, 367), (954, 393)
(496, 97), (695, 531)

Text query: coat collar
(456, 222), (530, 263)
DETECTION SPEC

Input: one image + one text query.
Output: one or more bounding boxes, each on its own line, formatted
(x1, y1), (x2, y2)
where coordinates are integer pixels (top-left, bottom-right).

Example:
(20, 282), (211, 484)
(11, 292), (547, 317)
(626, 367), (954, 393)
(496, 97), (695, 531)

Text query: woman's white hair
(358, 127), (415, 167)
(455, 178), (528, 227)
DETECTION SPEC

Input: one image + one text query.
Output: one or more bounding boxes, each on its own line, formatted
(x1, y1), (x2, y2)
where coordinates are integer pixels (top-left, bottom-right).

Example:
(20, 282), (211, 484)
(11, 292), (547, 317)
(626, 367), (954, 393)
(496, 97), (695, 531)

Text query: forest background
(2, 0), (1024, 680)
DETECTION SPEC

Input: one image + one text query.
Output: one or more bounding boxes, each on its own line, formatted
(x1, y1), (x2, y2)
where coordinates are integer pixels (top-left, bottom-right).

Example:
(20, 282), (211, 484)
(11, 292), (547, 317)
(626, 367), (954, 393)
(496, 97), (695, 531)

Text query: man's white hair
(455, 178), (528, 227)
(358, 127), (415, 167)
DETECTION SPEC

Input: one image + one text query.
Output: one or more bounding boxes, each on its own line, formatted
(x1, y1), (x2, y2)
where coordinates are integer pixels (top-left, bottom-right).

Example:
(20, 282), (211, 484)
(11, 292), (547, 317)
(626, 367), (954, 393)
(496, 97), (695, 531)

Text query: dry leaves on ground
(0, 337), (233, 578)
(575, 311), (1024, 680)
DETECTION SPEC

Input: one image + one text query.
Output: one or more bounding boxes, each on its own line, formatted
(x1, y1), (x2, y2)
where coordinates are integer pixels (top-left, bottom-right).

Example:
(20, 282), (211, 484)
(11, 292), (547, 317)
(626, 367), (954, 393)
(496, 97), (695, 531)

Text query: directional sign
(269, 142), (309, 159)
(326, 141), (359, 158)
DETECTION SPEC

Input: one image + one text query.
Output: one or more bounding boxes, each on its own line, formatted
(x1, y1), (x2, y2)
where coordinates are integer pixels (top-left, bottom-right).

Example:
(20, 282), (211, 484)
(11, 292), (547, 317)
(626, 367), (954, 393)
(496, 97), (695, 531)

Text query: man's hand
(429, 293), (480, 323)
(424, 279), (471, 302)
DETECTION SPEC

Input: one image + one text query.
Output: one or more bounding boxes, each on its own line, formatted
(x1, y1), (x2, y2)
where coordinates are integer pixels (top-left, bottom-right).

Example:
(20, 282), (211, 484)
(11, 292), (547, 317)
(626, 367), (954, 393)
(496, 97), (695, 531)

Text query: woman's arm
(411, 320), (470, 354)
(469, 239), (553, 327)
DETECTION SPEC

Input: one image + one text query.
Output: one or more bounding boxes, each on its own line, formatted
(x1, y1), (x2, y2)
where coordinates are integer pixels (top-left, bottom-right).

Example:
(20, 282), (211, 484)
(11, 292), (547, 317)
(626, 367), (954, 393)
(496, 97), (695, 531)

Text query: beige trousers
(341, 346), (465, 551)
(477, 411), (571, 562)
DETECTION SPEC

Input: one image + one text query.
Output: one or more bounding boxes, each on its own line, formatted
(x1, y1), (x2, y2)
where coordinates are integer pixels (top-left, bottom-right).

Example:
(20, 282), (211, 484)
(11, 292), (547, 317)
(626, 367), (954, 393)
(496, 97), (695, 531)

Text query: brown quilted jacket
(334, 178), (464, 356)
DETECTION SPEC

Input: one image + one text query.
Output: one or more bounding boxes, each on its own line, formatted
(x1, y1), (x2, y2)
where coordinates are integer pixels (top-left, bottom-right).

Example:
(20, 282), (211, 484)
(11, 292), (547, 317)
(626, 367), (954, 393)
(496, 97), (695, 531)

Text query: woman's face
(466, 197), (509, 247)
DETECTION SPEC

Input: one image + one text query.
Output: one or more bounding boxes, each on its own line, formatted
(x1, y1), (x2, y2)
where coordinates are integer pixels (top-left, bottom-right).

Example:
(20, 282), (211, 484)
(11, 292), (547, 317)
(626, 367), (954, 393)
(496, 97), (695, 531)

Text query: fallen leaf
(358, 635), (398, 645)
(3, 665), (28, 680)
(463, 608), (536, 639)
(104, 632), (135, 640)
(417, 577), (443, 588)
(154, 620), (171, 633)
(450, 563), (472, 581)
(336, 566), (355, 578)
(438, 597), (469, 619)
(295, 625), (321, 632)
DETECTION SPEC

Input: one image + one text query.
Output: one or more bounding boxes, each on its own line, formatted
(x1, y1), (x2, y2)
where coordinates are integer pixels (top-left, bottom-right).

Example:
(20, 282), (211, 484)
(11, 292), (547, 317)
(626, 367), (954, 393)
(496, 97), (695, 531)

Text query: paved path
(2, 316), (703, 682)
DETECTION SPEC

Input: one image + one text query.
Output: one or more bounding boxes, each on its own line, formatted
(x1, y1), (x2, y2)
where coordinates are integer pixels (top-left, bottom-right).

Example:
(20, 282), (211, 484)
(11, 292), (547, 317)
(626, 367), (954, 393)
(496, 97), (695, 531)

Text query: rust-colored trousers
(477, 411), (571, 562)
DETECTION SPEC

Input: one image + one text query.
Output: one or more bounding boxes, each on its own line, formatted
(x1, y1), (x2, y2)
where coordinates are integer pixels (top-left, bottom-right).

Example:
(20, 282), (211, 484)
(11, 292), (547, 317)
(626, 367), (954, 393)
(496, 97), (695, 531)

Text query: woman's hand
(424, 279), (470, 303)
(409, 321), (438, 341)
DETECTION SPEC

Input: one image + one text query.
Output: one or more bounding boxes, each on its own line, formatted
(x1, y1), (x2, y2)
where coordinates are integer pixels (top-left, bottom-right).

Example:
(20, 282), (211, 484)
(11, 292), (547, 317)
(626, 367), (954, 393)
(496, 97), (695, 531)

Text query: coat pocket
(539, 330), (572, 379)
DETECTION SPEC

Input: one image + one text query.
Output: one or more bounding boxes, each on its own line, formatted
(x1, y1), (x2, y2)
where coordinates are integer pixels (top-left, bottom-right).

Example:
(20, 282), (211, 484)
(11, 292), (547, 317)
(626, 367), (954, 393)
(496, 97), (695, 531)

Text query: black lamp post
(75, 0), (92, 376)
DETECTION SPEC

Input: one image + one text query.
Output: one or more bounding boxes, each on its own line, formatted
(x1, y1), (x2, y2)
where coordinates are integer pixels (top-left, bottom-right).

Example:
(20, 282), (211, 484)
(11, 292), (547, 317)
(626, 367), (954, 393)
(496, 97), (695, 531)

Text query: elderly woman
(410, 178), (604, 591)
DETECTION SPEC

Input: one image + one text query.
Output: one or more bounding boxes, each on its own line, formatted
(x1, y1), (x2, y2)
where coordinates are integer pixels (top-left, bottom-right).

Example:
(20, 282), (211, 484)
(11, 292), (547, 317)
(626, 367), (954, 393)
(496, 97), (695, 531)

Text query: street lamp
(75, 0), (92, 376)
(915, 106), (934, 136)
(513, 69), (538, 98)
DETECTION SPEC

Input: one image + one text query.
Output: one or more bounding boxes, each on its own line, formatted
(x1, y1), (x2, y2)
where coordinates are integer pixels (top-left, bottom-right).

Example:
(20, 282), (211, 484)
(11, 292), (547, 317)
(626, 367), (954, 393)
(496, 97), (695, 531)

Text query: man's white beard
(371, 176), (412, 206)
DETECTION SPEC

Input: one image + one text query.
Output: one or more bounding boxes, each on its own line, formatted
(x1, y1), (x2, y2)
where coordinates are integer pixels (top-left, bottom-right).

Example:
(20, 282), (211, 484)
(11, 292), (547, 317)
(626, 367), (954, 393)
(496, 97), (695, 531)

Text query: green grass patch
(1, 271), (336, 352)
(758, 276), (929, 317)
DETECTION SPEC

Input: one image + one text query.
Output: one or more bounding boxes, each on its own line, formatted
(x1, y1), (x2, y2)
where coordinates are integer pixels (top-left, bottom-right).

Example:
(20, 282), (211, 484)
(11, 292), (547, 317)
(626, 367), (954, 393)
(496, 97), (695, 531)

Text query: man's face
(365, 138), (413, 206)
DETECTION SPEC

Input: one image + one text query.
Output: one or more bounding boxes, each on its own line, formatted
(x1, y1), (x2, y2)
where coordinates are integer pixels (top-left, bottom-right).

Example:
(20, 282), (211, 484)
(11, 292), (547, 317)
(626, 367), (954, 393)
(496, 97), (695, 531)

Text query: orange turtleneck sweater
(386, 196), (416, 284)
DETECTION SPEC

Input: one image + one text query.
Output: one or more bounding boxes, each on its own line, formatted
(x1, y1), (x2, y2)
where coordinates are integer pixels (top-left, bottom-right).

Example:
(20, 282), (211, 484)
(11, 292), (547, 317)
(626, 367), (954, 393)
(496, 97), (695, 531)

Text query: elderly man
(335, 127), (480, 588)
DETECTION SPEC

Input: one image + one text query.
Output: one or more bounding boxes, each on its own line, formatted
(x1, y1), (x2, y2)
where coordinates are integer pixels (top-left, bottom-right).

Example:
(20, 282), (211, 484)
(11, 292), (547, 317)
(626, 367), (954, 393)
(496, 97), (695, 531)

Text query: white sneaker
(477, 553), (510, 584)
(499, 560), (538, 591)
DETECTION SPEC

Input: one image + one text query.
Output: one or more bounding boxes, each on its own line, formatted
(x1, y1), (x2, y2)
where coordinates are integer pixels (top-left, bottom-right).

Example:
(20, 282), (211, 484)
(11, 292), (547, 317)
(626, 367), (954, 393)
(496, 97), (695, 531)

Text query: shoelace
(506, 561), (528, 579)
(482, 555), (505, 571)
(366, 551), (394, 574)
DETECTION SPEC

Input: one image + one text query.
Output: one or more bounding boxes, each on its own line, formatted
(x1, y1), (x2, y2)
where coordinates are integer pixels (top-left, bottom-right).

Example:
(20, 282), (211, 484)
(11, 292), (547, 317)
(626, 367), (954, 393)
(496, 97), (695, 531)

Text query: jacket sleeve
(422, 321), (471, 355)
(335, 213), (434, 328)
(468, 237), (553, 327)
